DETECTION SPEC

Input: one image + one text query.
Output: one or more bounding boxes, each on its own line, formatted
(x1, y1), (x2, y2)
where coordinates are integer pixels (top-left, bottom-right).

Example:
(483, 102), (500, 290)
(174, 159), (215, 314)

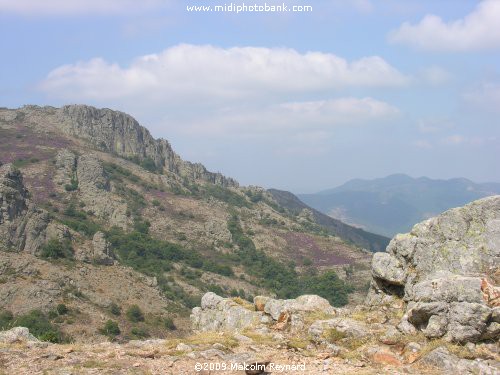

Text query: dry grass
(165, 331), (239, 350)
(231, 297), (255, 311)
(323, 328), (347, 343)
(302, 310), (336, 326)
(287, 337), (311, 350)
(241, 330), (277, 346)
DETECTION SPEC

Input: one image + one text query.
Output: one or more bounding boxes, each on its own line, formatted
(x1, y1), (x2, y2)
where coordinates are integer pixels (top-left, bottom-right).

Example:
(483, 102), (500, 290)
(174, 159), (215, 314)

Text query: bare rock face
(58, 105), (238, 187)
(0, 164), (52, 254)
(91, 231), (114, 265)
(366, 196), (500, 343)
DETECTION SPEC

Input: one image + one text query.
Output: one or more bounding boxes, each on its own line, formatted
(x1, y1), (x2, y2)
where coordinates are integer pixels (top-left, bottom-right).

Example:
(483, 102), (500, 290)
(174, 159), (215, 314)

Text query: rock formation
(57, 105), (238, 187)
(0, 163), (59, 254)
(367, 195), (500, 343)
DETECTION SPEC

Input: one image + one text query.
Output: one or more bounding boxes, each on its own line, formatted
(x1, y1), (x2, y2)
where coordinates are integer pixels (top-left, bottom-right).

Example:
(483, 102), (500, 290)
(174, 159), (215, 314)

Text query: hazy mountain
(298, 174), (500, 237)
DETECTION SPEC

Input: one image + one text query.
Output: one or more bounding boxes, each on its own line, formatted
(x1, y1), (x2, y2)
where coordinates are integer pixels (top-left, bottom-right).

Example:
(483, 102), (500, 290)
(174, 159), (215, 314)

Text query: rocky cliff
(57, 105), (238, 187)
(367, 196), (500, 343)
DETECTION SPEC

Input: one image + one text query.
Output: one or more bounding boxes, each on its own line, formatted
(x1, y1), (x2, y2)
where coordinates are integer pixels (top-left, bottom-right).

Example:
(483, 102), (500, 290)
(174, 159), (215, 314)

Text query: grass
(241, 330), (277, 346)
(323, 328), (347, 343)
(287, 337), (311, 350)
(231, 297), (254, 311)
(303, 311), (336, 326)
(165, 332), (239, 350)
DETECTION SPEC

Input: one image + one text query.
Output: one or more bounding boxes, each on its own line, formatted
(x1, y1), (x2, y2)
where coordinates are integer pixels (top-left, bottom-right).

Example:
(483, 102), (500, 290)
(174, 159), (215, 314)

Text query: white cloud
(463, 82), (500, 112)
(182, 97), (400, 138)
(0, 0), (165, 15)
(389, 0), (500, 51)
(40, 44), (409, 103)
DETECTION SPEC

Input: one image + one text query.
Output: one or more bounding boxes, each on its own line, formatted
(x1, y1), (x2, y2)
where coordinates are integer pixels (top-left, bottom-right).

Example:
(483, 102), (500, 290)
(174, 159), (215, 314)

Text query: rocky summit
(0, 105), (499, 374)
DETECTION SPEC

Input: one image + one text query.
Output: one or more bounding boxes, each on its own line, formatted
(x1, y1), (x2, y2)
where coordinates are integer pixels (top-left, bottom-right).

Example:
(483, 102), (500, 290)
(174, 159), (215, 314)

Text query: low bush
(126, 305), (144, 323)
(99, 320), (120, 338)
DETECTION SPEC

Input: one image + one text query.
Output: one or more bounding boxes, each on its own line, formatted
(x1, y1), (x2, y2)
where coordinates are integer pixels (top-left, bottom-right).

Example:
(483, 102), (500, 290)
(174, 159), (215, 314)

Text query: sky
(0, 0), (499, 193)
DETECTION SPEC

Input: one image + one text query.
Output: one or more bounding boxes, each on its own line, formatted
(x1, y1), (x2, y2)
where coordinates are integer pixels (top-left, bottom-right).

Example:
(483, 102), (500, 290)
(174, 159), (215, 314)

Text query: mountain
(267, 189), (389, 252)
(0, 105), (379, 342)
(298, 173), (500, 237)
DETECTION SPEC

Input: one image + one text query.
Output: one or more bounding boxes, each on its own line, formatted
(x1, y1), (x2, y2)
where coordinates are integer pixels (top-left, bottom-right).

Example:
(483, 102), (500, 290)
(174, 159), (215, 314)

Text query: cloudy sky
(1, 0), (499, 192)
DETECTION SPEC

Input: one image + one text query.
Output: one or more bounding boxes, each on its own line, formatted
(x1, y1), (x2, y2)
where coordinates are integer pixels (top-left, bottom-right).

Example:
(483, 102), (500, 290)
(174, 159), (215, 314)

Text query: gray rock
(308, 318), (369, 342)
(191, 292), (262, 332)
(445, 302), (491, 342)
(420, 346), (499, 375)
(0, 327), (39, 344)
(59, 105), (238, 187)
(0, 164), (52, 254)
(371, 252), (406, 285)
(264, 295), (334, 321)
(367, 196), (500, 343)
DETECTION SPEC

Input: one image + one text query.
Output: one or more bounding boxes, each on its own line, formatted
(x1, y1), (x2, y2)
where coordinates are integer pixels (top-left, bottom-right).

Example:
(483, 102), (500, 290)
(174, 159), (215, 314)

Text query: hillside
(298, 173), (500, 237)
(267, 189), (389, 252)
(0, 105), (376, 342)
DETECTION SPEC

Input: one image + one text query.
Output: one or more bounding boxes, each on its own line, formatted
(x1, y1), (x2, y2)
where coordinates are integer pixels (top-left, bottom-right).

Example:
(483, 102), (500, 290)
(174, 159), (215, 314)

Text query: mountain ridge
(299, 173), (500, 237)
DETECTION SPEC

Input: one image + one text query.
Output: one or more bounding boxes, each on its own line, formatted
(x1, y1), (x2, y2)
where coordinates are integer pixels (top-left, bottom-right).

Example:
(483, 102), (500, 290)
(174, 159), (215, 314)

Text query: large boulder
(366, 196), (500, 343)
(191, 292), (263, 332)
(263, 295), (335, 321)
(0, 327), (39, 344)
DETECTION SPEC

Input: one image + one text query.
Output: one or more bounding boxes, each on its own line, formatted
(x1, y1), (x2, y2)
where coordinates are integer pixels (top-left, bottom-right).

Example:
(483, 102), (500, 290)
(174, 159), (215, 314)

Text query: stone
(366, 196), (500, 343)
(59, 105), (238, 187)
(371, 252), (406, 286)
(308, 318), (369, 342)
(379, 326), (402, 345)
(263, 295), (334, 321)
(191, 293), (262, 332)
(253, 296), (270, 312)
(0, 327), (39, 344)
(91, 231), (114, 265)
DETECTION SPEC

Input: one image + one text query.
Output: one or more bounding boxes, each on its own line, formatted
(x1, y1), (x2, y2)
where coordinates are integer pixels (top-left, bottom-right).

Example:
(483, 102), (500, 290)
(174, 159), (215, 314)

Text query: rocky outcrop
(191, 292), (337, 333)
(0, 164), (54, 254)
(57, 105), (238, 187)
(367, 196), (500, 343)
(0, 327), (39, 344)
(191, 292), (263, 332)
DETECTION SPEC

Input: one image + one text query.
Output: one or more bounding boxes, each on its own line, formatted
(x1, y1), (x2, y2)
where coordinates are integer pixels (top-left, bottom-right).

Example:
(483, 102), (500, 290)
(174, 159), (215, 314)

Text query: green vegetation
(12, 157), (40, 169)
(126, 155), (163, 173)
(109, 302), (121, 316)
(202, 185), (251, 208)
(40, 238), (73, 259)
(227, 215), (353, 306)
(163, 317), (176, 330)
(130, 326), (149, 339)
(0, 310), (13, 330)
(126, 305), (145, 322)
(56, 303), (69, 315)
(99, 320), (120, 338)
(60, 203), (100, 237)
(64, 174), (79, 191)
(12, 310), (67, 343)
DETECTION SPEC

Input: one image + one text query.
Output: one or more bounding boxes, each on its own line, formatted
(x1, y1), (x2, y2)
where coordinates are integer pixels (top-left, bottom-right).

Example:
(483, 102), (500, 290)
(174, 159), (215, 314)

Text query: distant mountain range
(298, 174), (500, 237)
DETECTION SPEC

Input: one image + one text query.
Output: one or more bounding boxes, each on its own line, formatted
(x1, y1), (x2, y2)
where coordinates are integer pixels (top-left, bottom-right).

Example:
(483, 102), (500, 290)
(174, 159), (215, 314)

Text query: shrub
(99, 320), (120, 338)
(126, 305), (144, 322)
(56, 303), (69, 315)
(164, 317), (176, 330)
(152, 199), (161, 207)
(130, 326), (149, 339)
(109, 302), (121, 316)
(0, 309), (13, 329)
(40, 238), (73, 259)
(15, 310), (64, 343)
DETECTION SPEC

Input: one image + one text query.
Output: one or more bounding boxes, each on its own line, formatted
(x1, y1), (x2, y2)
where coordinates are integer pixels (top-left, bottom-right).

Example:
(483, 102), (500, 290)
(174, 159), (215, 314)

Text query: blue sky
(1, 0), (499, 192)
